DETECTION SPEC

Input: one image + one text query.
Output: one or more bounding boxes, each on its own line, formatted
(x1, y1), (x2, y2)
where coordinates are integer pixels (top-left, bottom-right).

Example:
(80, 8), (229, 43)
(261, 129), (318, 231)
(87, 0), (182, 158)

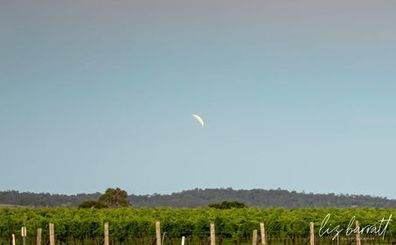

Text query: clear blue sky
(1, 0), (396, 197)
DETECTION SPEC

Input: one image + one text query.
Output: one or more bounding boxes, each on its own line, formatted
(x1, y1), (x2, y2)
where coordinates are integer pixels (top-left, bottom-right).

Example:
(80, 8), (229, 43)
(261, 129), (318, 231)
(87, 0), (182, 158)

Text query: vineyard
(0, 208), (395, 244)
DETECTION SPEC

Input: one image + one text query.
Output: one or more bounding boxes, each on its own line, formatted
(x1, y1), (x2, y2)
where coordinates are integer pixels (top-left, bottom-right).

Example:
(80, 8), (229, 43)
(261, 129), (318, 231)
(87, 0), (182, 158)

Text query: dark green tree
(78, 200), (108, 208)
(98, 188), (131, 208)
(208, 201), (247, 209)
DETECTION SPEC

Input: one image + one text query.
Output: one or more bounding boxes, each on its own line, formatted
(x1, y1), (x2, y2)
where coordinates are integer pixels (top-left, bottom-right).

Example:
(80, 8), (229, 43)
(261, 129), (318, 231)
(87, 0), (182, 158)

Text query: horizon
(2, 0), (396, 198)
(1, 187), (393, 200)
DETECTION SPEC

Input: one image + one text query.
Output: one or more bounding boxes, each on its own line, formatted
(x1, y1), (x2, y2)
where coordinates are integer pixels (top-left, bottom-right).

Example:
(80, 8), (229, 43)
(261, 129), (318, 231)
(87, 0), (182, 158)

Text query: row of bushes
(0, 208), (394, 241)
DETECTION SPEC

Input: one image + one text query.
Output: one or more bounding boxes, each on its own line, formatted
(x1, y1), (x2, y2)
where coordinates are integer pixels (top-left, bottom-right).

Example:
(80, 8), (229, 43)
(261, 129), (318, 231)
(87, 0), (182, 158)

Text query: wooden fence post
(21, 226), (27, 245)
(12, 234), (16, 245)
(260, 223), (266, 245)
(355, 221), (361, 245)
(104, 222), (109, 245)
(49, 223), (55, 245)
(210, 223), (215, 245)
(181, 236), (185, 245)
(310, 222), (315, 245)
(36, 228), (42, 245)
(252, 229), (258, 245)
(156, 221), (162, 245)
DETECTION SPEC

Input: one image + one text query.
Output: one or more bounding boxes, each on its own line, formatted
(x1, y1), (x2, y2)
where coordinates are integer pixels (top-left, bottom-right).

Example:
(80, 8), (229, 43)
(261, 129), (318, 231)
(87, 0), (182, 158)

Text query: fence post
(181, 236), (185, 245)
(104, 222), (109, 245)
(252, 229), (258, 245)
(355, 221), (361, 245)
(210, 223), (215, 245)
(49, 223), (55, 245)
(12, 234), (16, 245)
(156, 221), (162, 245)
(260, 223), (266, 245)
(310, 222), (315, 245)
(21, 226), (27, 245)
(36, 228), (42, 245)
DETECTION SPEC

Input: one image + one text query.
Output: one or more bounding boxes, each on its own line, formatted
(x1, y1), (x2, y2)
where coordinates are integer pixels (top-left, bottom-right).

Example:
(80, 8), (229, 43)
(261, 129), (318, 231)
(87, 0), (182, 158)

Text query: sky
(1, 0), (396, 198)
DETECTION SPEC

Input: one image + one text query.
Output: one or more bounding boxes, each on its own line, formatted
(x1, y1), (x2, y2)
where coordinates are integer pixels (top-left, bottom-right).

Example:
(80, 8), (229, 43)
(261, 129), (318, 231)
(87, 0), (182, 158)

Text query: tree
(78, 188), (131, 208)
(98, 188), (131, 208)
(208, 201), (247, 209)
(78, 200), (108, 209)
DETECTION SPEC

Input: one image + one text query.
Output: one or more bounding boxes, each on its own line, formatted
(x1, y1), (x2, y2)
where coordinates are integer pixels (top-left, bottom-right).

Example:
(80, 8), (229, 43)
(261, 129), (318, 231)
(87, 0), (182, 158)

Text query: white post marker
(181, 236), (185, 245)
(21, 226), (27, 245)
(21, 226), (27, 237)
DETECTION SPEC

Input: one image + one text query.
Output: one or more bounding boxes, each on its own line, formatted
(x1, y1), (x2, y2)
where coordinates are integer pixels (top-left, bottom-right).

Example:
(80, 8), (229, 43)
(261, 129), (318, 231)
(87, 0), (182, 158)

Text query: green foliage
(0, 208), (395, 242)
(98, 188), (131, 208)
(208, 201), (247, 209)
(79, 200), (108, 209)
(78, 188), (131, 209)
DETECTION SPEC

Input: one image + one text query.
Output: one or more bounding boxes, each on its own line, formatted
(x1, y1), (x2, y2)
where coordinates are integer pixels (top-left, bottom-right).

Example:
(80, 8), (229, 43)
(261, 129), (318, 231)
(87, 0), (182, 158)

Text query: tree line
(1, 188), (395, 208)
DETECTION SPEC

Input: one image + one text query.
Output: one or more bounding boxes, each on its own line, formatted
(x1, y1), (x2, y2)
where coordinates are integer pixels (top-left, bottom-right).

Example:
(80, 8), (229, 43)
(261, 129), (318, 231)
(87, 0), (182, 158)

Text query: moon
(192, 114), (205, 127)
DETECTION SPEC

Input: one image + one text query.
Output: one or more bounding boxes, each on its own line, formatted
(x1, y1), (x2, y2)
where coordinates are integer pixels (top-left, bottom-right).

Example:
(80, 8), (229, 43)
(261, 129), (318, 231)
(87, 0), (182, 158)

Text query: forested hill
(1, 188), (395, 208)
(129, 189), (396, 208)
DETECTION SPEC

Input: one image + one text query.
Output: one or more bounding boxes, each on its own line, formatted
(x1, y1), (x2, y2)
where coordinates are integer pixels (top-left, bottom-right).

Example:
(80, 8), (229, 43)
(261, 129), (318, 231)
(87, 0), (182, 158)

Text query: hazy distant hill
(0, 191), (101, 207)
(1, 188), (395, 208)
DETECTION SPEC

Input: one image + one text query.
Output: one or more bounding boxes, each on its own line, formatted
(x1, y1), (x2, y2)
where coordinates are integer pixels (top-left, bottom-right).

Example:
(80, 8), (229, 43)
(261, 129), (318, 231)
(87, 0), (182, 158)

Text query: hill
(1, 188), (395, 208)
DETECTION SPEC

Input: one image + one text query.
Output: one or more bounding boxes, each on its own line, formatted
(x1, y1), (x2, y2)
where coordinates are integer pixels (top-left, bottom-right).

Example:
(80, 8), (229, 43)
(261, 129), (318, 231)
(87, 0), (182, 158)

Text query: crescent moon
(192, 114), (205, 127)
